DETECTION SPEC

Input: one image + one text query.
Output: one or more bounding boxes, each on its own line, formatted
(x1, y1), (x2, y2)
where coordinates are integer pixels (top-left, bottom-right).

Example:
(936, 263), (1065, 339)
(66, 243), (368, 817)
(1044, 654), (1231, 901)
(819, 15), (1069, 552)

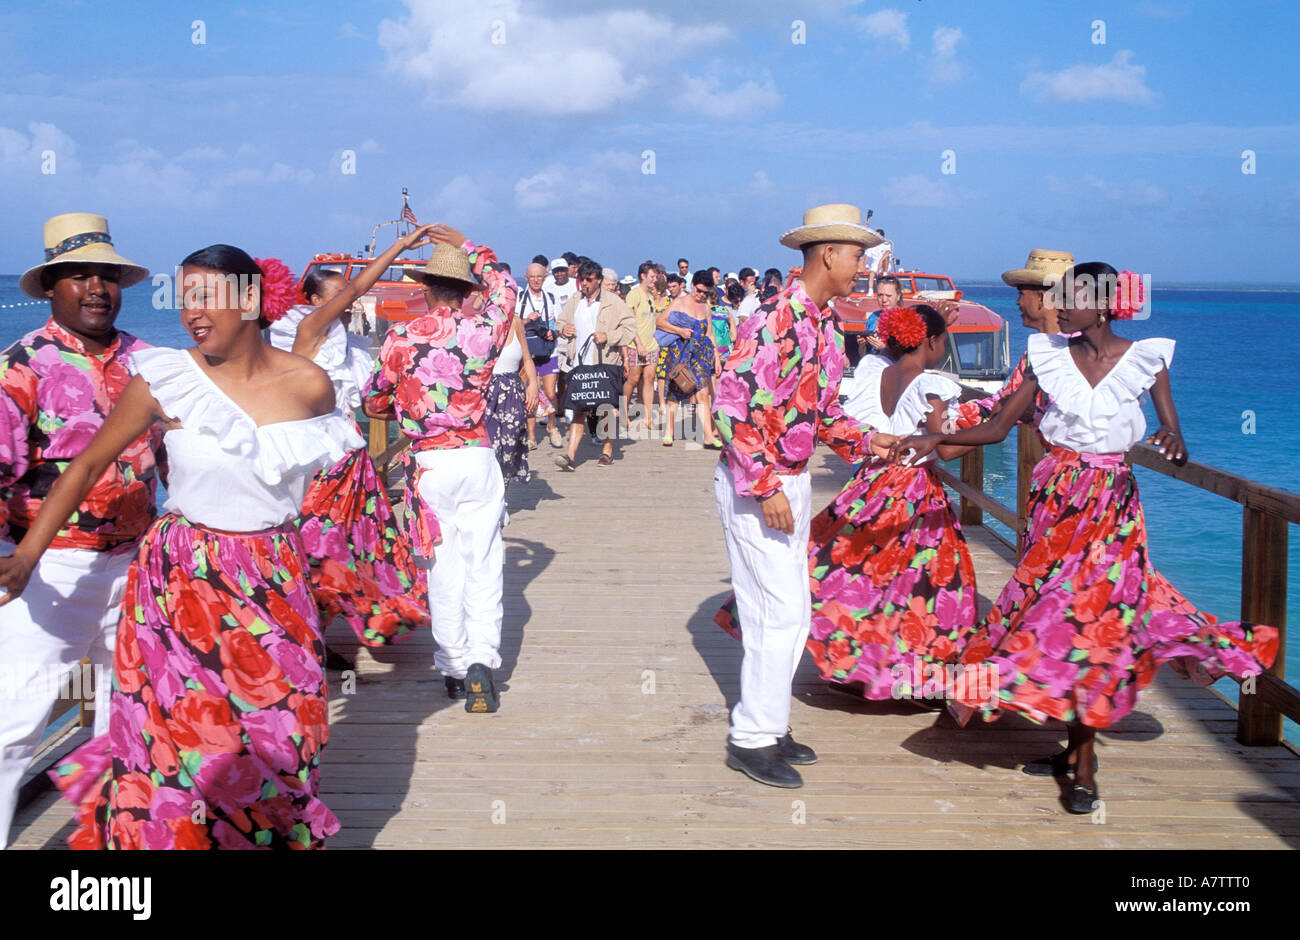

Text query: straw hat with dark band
(1001, 249), (1075, 288)
(779, 203), (883, 250)
(20, 212), (149, 298)
(406, 243), (481, 290)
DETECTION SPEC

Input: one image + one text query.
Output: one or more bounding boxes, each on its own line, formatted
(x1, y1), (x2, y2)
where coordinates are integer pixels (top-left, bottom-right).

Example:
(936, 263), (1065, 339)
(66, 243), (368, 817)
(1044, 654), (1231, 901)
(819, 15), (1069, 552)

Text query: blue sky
(1, 0), (1297, 284)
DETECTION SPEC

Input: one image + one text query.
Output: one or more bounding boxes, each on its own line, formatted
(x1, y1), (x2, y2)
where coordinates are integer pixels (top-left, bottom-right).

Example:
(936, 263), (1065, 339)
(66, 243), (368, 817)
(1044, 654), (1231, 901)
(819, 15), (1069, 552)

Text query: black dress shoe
(464, 663), (500, 713)
(1023, 750), (1099, 777)
(324, 646), (355, 672)
(1065, 781), (1101, 815)
(777, 731), (817, 765)
(725, 741), (803, 788)
(444, 676), (466, 700)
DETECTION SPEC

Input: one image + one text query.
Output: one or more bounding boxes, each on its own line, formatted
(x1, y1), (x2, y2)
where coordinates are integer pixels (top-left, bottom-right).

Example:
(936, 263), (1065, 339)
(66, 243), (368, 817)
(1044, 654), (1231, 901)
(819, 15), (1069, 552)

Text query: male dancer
(365, 224), (516, 713)
(713, 204), (896, 788)
(0, 213), (163, 847)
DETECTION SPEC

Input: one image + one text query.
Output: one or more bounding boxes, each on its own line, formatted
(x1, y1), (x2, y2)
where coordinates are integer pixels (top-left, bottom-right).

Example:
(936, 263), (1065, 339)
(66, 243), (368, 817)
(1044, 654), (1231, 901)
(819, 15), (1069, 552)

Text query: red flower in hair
(878, 307), (927, 349)
(253, 257), (298, 323)
(1111, 270), (1145, 320)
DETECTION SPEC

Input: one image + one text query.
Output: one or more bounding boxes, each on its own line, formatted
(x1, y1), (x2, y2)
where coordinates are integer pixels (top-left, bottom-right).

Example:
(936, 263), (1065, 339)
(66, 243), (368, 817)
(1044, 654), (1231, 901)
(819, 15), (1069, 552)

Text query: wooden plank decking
(11, 429), (1300, 849)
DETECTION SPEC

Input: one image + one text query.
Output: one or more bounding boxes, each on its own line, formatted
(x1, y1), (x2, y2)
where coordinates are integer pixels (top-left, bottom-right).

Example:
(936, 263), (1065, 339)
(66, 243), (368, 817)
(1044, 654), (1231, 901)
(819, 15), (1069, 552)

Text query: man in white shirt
(736, 266), (761, 322)
(519, 262), (563, 448)
(546, 257), (577, 310)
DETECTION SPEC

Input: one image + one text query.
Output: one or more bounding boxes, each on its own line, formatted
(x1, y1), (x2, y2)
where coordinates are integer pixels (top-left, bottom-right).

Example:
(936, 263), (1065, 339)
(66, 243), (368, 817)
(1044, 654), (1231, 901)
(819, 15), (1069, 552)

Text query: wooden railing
(934, 422), (1298, 748)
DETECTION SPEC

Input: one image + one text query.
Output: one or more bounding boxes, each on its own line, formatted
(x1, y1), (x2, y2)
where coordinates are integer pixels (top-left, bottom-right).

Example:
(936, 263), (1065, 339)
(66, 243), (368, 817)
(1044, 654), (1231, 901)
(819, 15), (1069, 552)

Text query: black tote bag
(559, 335), (623, 412)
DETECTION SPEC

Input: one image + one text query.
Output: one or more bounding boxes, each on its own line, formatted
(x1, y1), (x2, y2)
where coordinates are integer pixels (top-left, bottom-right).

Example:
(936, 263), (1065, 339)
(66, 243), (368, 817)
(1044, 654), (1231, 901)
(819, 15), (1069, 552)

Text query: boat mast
(365, 188), (415, 257)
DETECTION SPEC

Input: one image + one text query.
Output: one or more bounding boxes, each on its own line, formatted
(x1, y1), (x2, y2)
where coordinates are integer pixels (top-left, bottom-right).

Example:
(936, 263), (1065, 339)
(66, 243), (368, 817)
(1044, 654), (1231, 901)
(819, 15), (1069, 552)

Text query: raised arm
(293, 224), (441, 361)
(890, 371), (1039, 463)
(0, 375), (163, 602)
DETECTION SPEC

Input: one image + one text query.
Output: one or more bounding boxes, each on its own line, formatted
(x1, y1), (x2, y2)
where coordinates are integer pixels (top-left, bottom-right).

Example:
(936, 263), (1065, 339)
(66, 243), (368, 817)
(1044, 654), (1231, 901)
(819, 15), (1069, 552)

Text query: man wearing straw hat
(712, 204), (899, 788)
(364, 224), (517, 714)
(1001, 248), (1072, 336)
(0, 213), (164, 848)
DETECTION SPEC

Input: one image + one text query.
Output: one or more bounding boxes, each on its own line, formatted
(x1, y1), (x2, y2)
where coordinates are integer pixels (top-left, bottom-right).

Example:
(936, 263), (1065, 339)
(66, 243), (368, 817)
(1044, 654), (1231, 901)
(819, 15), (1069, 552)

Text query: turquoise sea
(2, 273), (1298, 744)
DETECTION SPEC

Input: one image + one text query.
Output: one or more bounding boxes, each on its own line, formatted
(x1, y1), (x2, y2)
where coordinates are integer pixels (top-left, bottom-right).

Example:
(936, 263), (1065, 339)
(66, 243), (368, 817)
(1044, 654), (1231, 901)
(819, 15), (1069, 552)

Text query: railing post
(959, 447), (983, 527)
(369, 417), (390, 488)
(1238, 506), (1287, 746)
(1015, 424), (1043, 559)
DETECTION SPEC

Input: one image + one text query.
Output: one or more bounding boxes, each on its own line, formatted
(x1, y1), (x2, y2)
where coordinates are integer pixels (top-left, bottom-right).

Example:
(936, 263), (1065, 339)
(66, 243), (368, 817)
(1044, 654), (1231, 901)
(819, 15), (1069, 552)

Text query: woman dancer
(718, 306), (983, 702)
(893, 263), (1278, 813)
(485, 314), (540, 498)
(656, 271), (721, 448)
(0, 245), (361, 848)
(267, 230), (432, 649)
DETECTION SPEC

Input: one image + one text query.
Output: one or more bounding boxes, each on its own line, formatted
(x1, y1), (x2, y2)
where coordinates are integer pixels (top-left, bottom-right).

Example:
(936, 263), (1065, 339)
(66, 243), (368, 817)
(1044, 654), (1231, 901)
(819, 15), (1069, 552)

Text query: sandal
(554, 455), (575, 472)
(597, 454), (613, 467)
(662, 436), (674, 447)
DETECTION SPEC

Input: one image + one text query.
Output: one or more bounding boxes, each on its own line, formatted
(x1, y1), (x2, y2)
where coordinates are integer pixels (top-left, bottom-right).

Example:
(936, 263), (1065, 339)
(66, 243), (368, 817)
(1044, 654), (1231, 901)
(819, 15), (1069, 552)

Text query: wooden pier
(11, 423), (1299, 849)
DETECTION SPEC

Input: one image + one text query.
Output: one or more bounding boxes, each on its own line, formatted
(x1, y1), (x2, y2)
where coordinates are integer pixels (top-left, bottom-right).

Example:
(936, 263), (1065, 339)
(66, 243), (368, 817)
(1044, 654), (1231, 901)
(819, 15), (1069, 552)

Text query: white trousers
(0, 541), (133, 849)
(415, 448), (505, 679)
(714, 464), (813, 749)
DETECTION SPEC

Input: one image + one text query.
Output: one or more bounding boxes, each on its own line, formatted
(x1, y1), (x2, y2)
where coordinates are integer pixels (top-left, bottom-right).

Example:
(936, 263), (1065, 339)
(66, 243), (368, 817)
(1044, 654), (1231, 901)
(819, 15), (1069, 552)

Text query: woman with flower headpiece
(267, 229), (435, 651)
(718, 304), (983, 704)
(0, 245), (360, 848)
(892, 263), (1278, 815)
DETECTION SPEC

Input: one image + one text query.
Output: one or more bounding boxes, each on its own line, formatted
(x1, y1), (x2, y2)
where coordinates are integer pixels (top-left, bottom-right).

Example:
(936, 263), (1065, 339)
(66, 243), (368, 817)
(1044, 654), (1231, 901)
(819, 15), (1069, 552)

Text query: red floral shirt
(713, 280), (875, 499)
(364, 240), (517, 451)
(0, 319), (164, 549)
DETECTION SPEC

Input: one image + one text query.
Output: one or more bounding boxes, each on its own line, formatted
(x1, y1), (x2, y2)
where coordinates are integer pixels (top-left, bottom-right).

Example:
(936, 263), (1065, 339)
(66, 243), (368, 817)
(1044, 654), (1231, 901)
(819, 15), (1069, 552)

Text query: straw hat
(406, 243), (480, 290)
(20, 212), (149, 298)
(779, 203), (883, 250)
(1001, 249), (1075, 288)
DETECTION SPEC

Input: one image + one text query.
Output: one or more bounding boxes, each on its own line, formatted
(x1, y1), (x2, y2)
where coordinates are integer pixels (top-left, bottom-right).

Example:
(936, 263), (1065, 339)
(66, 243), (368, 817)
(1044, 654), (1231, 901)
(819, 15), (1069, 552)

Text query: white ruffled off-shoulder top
(1028, 332), (1175, 454)
(133, 347), (363, 531)
(267, 305), (374, 415)
(853, 368), (961, 464)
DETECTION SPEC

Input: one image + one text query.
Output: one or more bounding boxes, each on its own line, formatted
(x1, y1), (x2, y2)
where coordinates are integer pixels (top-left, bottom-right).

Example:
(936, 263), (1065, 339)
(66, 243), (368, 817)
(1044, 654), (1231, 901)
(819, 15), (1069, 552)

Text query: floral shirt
(364, 240), (517, 451)
(713, 280), (875, 499)
(0, 319), (163, 549)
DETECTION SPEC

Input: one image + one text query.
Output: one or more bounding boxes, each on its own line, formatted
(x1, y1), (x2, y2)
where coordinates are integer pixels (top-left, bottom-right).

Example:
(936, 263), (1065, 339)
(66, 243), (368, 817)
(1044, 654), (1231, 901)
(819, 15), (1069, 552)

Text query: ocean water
(2, 274), (1298, 743)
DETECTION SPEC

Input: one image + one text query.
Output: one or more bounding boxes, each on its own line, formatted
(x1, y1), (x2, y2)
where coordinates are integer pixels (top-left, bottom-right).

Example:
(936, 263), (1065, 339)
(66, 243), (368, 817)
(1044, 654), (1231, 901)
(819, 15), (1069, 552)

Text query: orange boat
(294, 189), (431, 334)
(784, 266), (1011, 392)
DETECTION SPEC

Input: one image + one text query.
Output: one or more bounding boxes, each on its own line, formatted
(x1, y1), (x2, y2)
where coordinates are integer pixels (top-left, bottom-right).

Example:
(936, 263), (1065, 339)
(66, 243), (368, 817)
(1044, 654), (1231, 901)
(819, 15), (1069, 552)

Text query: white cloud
(0, 122), (79, 172)
(359, 139), (381, 153)
(379, 0), (730, 116)
(1048, 173), (1170, 209)
(928, 26), (964, 84)
(1021, 50), (1158, 105)
(514, 150), (639, 213)
(339, 21), (362, 39)
(880, 173), (964, 209)
(750, 170), (773, 194)
(433, 174), (495, 223)
(676, 74), (781, 120)
(858, 9), (909, 51)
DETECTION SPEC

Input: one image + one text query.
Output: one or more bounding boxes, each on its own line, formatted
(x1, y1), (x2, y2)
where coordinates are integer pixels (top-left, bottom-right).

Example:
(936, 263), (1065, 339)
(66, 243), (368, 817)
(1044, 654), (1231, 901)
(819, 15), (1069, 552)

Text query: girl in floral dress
(894, 263), (1278, 813)
(0, 245), (360, 848)
(719, 306), (984, 702)
(268, 232), (432, 649)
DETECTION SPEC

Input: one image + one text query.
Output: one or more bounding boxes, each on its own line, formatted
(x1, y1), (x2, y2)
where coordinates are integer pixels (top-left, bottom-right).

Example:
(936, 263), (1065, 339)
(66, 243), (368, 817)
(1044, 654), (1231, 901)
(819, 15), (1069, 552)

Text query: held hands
(888, 433), (942, 466)
(868, 432), (899, 460)
(935, 299), (961, 327)
(1146, 426), (1187, 464)
(0, 551), (35, 607)
(402, 223), (442, 252)
(428, 224), (468, 248)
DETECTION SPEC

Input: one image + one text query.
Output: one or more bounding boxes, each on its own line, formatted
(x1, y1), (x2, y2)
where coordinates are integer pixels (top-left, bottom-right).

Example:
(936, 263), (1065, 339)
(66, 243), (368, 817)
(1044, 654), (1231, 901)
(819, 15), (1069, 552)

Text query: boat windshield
(952, 332), (1000, 375)
(350, 263), (424, 282)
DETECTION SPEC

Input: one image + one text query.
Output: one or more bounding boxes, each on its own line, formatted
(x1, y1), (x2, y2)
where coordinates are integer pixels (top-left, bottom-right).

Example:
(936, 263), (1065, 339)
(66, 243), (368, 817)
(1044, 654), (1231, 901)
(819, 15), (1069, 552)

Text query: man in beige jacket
(555, 260), (636, 469)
